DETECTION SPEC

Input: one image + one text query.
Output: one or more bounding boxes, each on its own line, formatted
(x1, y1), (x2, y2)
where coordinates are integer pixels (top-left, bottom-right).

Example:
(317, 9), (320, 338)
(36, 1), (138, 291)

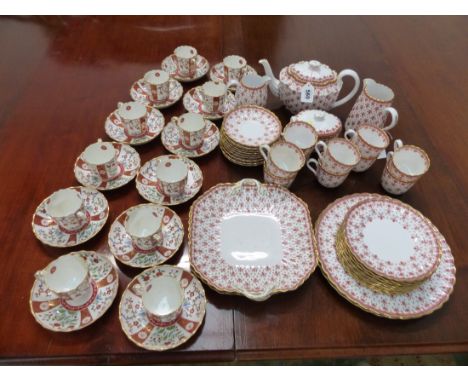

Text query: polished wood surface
(0, 16), (466, 364)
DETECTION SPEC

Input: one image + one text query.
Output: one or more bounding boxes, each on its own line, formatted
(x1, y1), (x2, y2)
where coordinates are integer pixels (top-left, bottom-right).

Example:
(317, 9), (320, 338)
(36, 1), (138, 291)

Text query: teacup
(345, 78), (398, 131)
(315, 138), (360, 175)
(142, 69), (170, 103)
(171, 113), (206, 149)
(344, 124), (390, 172)
(228, 73), (269, 107)
(155, 156), (188, 197)
(260, 140), (305, 179)
(263, 164), (296, 189)
(134, 276), (184, 326)
(117, 101), (148, 138)
(35, 254), (93, 305)
(223, 55), (247, 83)
(306, 158), (349, 188)
(125, 205), (163, 251)
(386, 139), (430, 182)
(174, 45), (198, 78)
(281, 121), (318, 158)
(45, 188), (89, 232)
(82, 139), (121, 181)
(381, 162), (417, 195)
(200, 81), (228, 114)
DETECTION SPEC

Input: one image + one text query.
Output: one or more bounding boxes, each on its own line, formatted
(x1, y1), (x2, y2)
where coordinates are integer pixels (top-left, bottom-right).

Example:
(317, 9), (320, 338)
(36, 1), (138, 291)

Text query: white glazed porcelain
(282, 121), (318, 158)
(162, 52), (209, 82)
(173, 45), (198, 78)
(45, 188), (88, 232)
(130, 77), (183, 109)
(109, 204), (184, 268)
(306, 158), (349, 188)
(155, 156), (189, 197)
(30, 251), (119, 332)
(82, 139), (121, 181)
(200, 81), (229, 114)
(381, 161), (417, 195)
(33, 187), (109, 247)
(124, 205), (163, 252)
(387, 139), (430, 181)
(345, 78), (399, 131)
(316, 193), (456, 319)
(189, 179), (317, 301)
(117, 101), (148, 138)
(171, 113), (206, 149)
(260, 140), (305, 180)
(162, 118), (219, 158)
(106, 104), (165, 145)
(228, 73), (270, 107)
(315, 138), (360, 175)
(142, 69), (171, 103)
(223, 55), (248, 83)
(291, 109), (342, 140)
(259, 59), (360, 113)
(75, 142), (140, 191)
(209, 61), (257, 85)
(263, 164), (296, 188)
(136, 155), (203, 206)
(119, 265), (206, 351)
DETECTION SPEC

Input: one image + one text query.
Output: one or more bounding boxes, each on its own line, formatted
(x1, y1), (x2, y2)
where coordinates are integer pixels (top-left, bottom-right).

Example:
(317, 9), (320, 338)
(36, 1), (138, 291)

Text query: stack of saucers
(220, 105), (282, 167)
(315, 193), (456, 319)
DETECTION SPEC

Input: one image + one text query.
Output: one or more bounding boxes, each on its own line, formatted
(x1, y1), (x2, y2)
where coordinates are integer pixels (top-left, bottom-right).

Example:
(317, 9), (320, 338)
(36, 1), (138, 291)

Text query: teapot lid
(292, 109), (342, 138)
(288, 60), (336, 85)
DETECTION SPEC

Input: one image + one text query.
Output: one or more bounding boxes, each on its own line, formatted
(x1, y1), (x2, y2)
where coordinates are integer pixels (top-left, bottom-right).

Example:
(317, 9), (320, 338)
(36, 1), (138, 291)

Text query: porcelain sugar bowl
(259, 59), (360, 114)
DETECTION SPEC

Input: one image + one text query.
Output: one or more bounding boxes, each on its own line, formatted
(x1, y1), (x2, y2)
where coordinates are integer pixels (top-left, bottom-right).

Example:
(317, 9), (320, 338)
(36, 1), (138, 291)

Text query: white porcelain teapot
(259, 58), (360, 114)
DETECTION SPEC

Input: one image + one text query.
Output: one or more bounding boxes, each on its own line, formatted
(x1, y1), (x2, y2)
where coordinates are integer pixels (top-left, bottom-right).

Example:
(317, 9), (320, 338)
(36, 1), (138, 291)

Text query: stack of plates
(315, 193), (456, 319)
(220, 105), (282, 167)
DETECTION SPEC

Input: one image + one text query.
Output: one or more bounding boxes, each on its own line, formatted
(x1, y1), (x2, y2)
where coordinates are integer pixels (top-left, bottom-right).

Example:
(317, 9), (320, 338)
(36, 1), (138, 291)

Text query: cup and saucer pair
(161, 45), (210, 82)
(32, 187), (109, 247)
(209, 54), (257, 89)
(105, 101), (165, 145)
(161, 113), (220, 158)
(119, 265), (206, 351)
(108, 203), (184, 268)
(30, 251), (119, 332)
(183, 81), (237, 120)
(74, 139), (141, 191)
(136, 154), (203, 206)
(130, 69), (183, 109)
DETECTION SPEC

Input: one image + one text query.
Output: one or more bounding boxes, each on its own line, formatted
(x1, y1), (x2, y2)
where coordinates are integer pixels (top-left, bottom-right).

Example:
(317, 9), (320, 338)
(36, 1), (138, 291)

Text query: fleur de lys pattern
(344, 199), (441, 282)
(161, 54), (209, 82)
(345, 91), (391, 130)
(30, 251), (119, 332)
(105, 105), (165, 145)
(223, 106), (282, 147)
(136, 156), (203, 206)
(130, 79), (183, 109)
(316, 194), (456, 319)
(161, 119), (220, 158)
(119, 265), (206, 351)
(381, 165), (416, 195)
(108, 204), (184, 268)
(32, 187), (109, 247)
(183, 87), (237, 120)
(189, 182), (317, 298)
(74, 142), (141, 191)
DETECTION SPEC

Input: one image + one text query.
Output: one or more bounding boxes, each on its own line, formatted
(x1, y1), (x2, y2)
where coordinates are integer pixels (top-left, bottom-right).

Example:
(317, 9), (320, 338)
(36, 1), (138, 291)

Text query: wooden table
(0, 16), (466, 365)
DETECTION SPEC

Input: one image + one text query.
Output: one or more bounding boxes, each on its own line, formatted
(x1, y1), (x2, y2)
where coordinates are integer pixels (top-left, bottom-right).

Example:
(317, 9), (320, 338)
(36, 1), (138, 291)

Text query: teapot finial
(314, 110), (326, 121)
(309, 60), (322, 70)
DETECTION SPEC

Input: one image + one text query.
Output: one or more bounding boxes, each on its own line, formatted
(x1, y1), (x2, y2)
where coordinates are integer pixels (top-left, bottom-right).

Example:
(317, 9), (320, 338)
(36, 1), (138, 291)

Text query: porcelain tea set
(30, 45), (452, 351)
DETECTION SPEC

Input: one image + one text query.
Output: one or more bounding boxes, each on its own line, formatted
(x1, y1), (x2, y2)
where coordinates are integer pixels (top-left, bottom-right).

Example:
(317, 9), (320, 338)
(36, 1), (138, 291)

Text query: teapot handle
(331, 69), (360, 109)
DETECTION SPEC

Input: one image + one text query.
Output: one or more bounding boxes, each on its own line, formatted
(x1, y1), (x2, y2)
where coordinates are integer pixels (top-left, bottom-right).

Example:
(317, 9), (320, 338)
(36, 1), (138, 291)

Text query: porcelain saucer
(74, 142), (141, 191)
(209, 62), (257, 85)
(32, 187), (109, 248)
(30, 251), (119, 332)
(161, 119), (220, 158)
(105, 105), (165, 145)
(130, 78), (183, 109)
(183, 86), (236, 120)
(119, 265), (206, 351)
(161, 54), (209, 82)
(315, 193), (456, 319)
(136, 155), (203, 206)
(108, 204), (184, 268)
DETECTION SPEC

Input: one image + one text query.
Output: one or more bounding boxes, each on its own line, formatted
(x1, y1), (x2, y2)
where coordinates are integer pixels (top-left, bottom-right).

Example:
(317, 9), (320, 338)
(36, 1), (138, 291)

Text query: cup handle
(315, 140), (327, 160)
(76, 210), (87, 220)
(152, 232), (163, 244)
(171, 116), (180, 126)
(259, 144), (271, 161)
(386, 151), (394, 163)
(306, 158), (318, 176)
(227, 78), (240, 90)
(34, 270), (45, 282)
(394, 139), (403, 150)
(383, 107), (399, 131)
(117, 102), (124, 109)
(344, 129), (356, 141)
(331, 69), (360, 108)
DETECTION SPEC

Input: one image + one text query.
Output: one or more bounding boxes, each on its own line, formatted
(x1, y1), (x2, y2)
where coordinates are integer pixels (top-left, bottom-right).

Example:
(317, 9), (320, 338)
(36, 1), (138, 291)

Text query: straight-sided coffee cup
(174, 45), (198, 78)
(45, 188), (89, 232)
(155, 155), (188, 197)
(314, 138), (360, 175)
(124, 205), (163, 251)
(117, 101), (148, 138)
(142, 69), (170, 103)
(199, 81), (228, 114)
(171, 113), (206, 149)
(307, 158), (349, 188)
(281, 121), (318, 158)
(82, 139), (121, 181)
(260, 140), (305, 179)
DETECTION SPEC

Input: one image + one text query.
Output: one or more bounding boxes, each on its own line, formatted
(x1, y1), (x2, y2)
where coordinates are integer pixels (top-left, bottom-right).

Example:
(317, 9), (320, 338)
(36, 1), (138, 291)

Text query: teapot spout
(259, 59), (280, 97)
